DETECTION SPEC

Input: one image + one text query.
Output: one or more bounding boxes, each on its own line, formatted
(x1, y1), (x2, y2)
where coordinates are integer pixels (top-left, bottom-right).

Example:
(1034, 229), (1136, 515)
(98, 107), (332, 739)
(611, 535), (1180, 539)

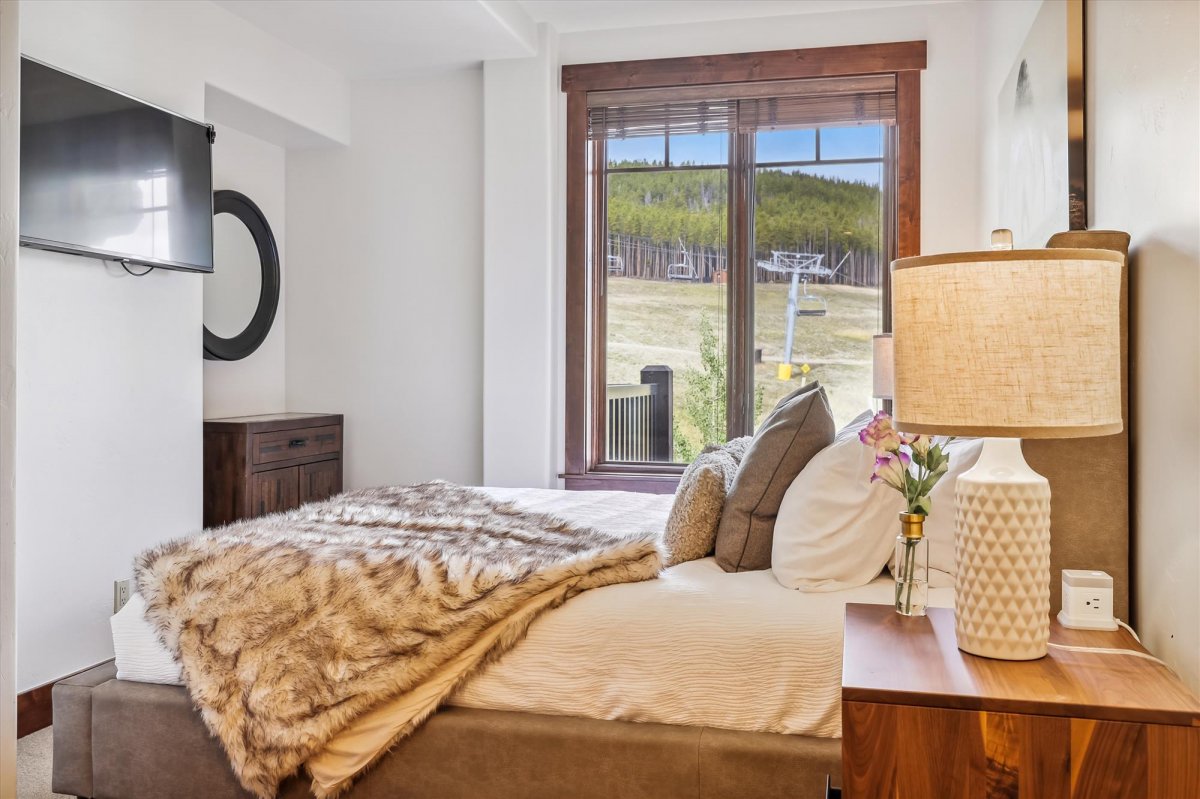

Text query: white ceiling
(519, 0), (956, 34)
(214, 0), (957, 79)
(213, 0), (537, 78)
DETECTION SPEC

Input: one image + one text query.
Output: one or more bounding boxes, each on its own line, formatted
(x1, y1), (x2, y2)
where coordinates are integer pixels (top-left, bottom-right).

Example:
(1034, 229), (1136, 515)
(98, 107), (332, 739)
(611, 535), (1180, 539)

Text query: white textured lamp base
(954, 437), (1051, 660)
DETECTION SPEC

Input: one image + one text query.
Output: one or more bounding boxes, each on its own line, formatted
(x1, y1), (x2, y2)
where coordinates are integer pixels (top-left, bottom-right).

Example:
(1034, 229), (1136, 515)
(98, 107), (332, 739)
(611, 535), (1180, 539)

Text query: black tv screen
(19, 58), (214, 273)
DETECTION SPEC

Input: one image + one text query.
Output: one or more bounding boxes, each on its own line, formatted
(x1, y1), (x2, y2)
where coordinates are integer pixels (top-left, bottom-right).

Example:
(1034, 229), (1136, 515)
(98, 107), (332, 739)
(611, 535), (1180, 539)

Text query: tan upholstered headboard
(1024, 230), (1132, 620)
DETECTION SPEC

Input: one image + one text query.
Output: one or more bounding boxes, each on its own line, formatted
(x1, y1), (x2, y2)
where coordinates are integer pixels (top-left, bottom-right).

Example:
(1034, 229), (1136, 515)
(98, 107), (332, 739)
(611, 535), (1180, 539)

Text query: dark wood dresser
(203, 412), (343, 527)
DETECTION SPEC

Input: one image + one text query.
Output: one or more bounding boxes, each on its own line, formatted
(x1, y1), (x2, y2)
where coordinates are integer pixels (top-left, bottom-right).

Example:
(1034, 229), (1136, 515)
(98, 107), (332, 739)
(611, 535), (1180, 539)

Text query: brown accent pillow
(715, 382), (835, 572)
(663, 437), (751, 567)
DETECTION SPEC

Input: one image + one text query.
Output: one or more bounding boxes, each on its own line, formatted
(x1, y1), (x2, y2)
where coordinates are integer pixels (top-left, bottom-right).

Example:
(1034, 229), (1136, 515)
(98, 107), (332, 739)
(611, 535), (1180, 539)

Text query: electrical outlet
(1057, 569), (1117, 630)
(113, 578), (132, 613)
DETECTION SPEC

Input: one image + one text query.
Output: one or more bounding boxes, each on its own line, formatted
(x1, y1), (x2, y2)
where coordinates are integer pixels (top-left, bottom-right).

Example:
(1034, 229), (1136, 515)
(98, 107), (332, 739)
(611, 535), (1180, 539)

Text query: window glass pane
(667, 131), (728, 167)
(818, 124), (885, 160)
(755, 128), (816, 163)
(606, 136), (665, 168)
(605, 168), (728, 464)
(752, 161), (884, 428)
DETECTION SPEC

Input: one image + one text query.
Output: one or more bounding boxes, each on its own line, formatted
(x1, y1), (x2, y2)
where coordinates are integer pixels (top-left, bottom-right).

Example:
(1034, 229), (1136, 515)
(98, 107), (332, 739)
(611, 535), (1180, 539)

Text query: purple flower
(859, 411), (902, 453)
(871, 451), (911, 490)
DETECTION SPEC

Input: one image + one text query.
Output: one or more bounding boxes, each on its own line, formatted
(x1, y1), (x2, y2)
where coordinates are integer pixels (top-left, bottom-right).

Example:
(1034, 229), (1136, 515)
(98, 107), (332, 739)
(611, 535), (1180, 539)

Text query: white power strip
(1051, 572), (1171, 670)
(1057, 569), (1118, 631)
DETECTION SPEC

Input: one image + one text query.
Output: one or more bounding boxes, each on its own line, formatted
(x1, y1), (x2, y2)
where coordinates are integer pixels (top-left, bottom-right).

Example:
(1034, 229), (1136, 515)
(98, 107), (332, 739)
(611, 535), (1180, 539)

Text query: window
(564, 43), (925, 490)
(603, 130), (730, 464)
(751, 123), (889, 428)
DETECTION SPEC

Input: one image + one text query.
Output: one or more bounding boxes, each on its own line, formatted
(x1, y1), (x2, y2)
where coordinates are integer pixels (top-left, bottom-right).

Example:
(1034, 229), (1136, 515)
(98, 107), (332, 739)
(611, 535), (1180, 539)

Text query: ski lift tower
(755, 250), (850, 380)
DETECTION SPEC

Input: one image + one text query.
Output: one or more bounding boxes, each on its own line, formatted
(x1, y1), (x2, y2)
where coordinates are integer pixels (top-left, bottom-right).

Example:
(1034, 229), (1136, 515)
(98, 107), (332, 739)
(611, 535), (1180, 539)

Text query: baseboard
(17, 659), (114, 737)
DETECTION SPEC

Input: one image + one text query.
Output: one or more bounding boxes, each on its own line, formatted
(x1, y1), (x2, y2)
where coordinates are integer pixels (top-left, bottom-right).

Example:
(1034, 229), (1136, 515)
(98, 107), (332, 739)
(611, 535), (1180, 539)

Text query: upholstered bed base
(52, 662), (842, 799)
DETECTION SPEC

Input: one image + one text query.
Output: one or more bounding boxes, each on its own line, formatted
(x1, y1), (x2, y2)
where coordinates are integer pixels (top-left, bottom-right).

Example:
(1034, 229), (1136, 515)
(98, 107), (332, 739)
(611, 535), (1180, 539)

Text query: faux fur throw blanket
(134, 481), (662, 799)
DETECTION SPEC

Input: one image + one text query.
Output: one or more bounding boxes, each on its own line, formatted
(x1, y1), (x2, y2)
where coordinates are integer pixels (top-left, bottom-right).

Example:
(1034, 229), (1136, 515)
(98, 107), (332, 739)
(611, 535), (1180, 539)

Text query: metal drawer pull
(288, 439), (308, 448)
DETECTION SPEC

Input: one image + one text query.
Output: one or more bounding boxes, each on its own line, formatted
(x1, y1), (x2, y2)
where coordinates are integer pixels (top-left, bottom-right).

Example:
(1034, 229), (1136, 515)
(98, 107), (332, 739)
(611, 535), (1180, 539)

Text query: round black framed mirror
(203, 190), (280, 361)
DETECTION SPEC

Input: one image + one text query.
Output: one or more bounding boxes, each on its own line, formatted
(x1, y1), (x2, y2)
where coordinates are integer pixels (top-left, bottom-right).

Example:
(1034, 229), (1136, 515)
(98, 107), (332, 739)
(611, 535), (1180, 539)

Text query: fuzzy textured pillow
(663, 436), (752, 567)
(715, 382), (835, 572)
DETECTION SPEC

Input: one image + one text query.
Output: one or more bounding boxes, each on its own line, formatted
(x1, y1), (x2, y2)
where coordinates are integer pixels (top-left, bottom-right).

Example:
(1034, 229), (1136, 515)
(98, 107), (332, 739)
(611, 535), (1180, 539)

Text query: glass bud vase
(895, 512), (929, 617)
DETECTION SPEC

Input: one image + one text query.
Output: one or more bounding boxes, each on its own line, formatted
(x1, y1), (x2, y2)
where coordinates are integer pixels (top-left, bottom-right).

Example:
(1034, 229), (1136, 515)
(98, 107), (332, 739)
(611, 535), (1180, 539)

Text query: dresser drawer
(252, 425), (341, 465)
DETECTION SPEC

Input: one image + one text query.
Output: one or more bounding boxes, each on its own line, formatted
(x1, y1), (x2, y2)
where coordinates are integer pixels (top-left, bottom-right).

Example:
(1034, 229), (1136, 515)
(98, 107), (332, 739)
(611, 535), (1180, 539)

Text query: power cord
(1046, 618), (1168, 670)
(1115, 618), (1141, 643)
(1047, 641), (1168, 668)
(116, 260), (155, 277)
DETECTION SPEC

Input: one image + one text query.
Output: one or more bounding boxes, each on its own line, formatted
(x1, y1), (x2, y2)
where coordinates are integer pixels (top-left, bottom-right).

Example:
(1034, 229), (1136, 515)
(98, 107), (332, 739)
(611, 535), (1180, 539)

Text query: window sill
(561, 471), (680, 495)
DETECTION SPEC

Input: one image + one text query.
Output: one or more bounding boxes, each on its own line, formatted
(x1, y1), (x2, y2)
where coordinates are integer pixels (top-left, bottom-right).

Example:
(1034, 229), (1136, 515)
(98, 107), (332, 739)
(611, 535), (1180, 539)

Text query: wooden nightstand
(840, 603), (1200, 798)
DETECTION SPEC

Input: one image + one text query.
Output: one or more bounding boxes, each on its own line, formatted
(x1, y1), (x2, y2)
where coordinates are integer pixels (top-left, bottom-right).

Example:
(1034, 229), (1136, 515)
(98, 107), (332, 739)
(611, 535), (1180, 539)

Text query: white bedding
(112, 486), (952, 740)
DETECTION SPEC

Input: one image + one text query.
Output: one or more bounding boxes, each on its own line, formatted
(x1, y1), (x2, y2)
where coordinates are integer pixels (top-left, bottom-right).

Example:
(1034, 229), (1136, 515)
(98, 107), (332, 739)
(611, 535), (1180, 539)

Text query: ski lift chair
(666, 238), (698, 281)
(794, 275), (828, 317)
(793, 251), (851, 317)
(754, 250), (852, 318)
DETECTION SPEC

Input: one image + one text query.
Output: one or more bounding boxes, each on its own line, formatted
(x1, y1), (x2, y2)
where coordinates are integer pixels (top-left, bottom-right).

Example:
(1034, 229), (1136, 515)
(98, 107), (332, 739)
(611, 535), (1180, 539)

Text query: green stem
(897, 537), (918, 614)
(894, 557), (904, 608)
(904, 540), (915, 613)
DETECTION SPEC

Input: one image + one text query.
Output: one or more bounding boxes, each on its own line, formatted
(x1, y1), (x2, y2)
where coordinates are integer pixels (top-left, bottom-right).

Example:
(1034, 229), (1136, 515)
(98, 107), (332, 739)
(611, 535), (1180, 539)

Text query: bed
(70, 487), (959, 799)
(53, 230), (1131, 799)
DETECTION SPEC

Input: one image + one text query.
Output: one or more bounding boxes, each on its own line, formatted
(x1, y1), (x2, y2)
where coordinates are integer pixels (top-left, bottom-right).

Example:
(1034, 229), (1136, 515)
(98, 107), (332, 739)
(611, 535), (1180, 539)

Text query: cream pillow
(663, 437), (751, 567)
(771, 412), (903, 591)
(772, 413), (983, 591)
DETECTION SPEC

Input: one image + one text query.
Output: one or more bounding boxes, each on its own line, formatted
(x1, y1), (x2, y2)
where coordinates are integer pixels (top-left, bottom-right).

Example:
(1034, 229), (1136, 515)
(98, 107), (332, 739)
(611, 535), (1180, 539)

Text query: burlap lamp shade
(871, 334), (893, 401)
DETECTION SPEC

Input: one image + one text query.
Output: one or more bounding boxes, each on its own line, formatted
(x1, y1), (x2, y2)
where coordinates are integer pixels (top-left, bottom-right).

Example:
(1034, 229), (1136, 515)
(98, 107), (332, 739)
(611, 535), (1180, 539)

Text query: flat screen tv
(19, 57), (214, 273)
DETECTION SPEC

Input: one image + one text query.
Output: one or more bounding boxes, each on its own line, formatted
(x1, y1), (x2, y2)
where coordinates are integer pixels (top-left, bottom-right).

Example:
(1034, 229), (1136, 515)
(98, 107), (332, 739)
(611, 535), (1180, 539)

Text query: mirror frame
(203, 189), (280, 361)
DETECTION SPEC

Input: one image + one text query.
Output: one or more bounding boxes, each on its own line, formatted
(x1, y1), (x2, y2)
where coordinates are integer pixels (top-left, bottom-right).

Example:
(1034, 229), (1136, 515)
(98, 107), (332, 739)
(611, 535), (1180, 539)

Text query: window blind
(586, 75), (896, 140)
(587, 99), (736, 140)
(735, 92), (895, 131)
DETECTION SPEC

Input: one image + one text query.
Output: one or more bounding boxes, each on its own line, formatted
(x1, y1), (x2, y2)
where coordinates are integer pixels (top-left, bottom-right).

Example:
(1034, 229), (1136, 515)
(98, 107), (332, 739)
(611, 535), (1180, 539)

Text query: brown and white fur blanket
(135, 481), (662, 799)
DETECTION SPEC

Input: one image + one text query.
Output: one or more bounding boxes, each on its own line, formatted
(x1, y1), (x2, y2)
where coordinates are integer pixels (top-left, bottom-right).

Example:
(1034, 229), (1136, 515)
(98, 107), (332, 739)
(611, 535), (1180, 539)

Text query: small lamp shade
(872, 334), (893, 400)
(891, 249), (1123, 439)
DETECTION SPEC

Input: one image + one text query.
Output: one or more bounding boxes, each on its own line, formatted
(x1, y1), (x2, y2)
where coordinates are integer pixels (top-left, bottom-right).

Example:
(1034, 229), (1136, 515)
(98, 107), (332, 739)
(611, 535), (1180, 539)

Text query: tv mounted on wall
(19, 57), (215, 273)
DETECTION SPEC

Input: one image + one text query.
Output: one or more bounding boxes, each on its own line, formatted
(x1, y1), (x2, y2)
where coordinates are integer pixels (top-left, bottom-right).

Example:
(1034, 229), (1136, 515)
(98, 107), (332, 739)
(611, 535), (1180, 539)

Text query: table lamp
(890, 246), (1123, 660)
(871, 334), (893, 401)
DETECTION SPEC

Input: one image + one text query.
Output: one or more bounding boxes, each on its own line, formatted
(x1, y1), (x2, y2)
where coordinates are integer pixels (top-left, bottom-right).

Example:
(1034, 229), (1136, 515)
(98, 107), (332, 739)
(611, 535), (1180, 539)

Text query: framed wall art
(998, 0), (1086, 246)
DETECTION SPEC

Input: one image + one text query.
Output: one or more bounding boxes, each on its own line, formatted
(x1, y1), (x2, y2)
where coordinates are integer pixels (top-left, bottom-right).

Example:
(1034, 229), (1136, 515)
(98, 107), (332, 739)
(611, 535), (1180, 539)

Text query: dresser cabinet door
(251, 466), (299, 517)
(299, 460), (341, 504)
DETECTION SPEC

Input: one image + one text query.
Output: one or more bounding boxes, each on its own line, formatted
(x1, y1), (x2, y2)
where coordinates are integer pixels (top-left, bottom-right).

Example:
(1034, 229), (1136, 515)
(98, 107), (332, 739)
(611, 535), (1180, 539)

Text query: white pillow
(772, 412), (983, 592)
(111, 592), (182, 685)
(772, 411), (903, 591)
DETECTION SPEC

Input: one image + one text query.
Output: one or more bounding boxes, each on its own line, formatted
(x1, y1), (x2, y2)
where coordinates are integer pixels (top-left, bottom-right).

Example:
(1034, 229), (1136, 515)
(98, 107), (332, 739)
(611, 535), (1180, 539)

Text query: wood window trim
(561, 41), (927, 93)
(563, 41), (926, 492)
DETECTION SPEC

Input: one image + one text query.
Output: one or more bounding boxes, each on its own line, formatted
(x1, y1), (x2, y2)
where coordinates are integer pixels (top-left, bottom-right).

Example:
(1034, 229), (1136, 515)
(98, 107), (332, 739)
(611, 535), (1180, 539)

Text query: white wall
(16, 0), (348, 691)
(975, 0), (1200, 690)
(0, 0), (20, 790)
(203, 124), (288, 419)
(286, 71), (485, 490)
(1088, 0), (1199, 691)
(482, 26), (559, 487)
(482, 2), (986, 486)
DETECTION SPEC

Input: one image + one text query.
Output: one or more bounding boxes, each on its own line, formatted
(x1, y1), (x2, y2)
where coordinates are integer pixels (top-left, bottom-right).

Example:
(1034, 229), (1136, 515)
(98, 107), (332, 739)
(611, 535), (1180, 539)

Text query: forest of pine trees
(606, 162), (882, 258)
